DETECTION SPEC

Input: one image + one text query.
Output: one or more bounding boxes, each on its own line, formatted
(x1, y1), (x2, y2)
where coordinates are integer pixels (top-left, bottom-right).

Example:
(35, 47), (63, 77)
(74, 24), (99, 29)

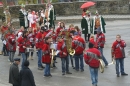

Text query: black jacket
(9, 63), (20, 85)
(20, 66), (36, 86)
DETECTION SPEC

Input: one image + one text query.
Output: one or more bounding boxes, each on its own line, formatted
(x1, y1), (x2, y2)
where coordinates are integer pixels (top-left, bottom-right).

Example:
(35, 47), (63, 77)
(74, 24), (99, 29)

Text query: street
(0, 20), (130, 86)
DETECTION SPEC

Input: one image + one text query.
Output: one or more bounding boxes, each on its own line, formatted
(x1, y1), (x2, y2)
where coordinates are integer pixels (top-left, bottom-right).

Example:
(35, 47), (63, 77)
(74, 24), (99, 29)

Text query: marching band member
(35, 26), (45, 70)
(74, 26), (81, 36)
(17, 31), (30, 69)
(7, 30), (16, 64)
(27, 28), (35, 60)
(56, 22), (65, 37)
(95, 27), (108, 66)
(68, 24), (75, 31)
(57, 36), (72, 75)
(111, 34), (128, 77)
(42, 36), (53, 77)
(42, 25), (53, 38)
(89, 35), (97, 48)
(16, 26), (24, 56)
(84, 42), (101, 86)
(70, 31), (86, 72)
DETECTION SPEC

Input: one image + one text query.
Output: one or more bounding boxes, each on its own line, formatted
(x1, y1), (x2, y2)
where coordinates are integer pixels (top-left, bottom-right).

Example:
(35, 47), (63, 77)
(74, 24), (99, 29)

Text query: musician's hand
(50, 53), (52, 55)
(37, 48), (40, 50)
(23, 46), (26, 48)
(63, 52), (67, 55)
(30, 46), (32, 48)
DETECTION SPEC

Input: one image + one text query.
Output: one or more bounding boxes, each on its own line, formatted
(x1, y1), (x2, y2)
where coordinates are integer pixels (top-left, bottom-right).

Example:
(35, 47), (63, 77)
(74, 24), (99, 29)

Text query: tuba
(64, 30), (75, 56)
(99, 59), (105, 73)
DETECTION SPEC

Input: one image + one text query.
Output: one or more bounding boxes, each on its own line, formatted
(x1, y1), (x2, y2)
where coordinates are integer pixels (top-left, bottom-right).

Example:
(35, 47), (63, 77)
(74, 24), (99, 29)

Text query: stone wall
(0, 0), (129, 18)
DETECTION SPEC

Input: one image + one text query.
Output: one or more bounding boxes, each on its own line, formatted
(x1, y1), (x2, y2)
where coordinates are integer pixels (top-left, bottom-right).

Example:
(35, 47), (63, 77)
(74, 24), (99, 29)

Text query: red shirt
(35, 31), (44, 49)
(57, 40), (68, 58)
(72, 35), (86, 55)
(112, 40), (126, 59)
(96, 33), (105, 48)
(84, 48), (101, 68)
(42, 43), (51, 64)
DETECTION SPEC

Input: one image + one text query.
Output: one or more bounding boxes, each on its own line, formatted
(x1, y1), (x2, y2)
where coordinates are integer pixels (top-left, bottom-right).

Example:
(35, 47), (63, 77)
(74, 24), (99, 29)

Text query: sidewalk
(10, 15), (130, 24)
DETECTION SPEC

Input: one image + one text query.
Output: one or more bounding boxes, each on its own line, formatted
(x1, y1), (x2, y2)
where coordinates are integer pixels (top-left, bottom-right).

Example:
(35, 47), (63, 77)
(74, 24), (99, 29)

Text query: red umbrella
(0, 2), (3, 6)
(80, 1), (95, 9)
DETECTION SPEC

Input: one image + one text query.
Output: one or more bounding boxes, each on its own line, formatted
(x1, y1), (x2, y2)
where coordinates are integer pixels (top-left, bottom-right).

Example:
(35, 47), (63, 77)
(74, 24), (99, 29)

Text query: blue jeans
(74, 54), (84, 71)
(21, 53), (27, 69)
(89, 66), (98, 86)
(61, 56), (69, 73)
(115, 58), (125, 75)
(9, 51), (15, 62)
(44, 64), (50, 76)
(38, 49), (42, 67)
(98, 48), (108, 66)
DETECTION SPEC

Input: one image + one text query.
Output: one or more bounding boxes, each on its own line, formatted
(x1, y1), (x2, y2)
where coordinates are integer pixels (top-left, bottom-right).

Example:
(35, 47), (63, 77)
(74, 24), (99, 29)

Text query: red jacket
(1, 26), (8, 34)
(35, 31), (44, 49)
(57, 40), (68, 58)
(112, 40), (126, 59)
(52, 31), (57, 42)
(84, 48), (101, 68)
(72, 35), (85, 55)
(7, 34), (16, 52)
(42, 43), (51, 64)
(89, 38), (97, 48)
(96, 32), (105, 48)
(27, 32), (35, 45)
(56, 27), (65, 36)
(17, 37), (30, 53)
(43, 30), (53, 38)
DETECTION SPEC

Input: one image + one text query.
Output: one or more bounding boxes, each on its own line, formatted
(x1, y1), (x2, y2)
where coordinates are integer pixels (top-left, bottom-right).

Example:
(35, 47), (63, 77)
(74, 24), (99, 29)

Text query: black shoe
(73, 67), (75, 69)
(62, 73), (65, 75)
(66, 72), (72, 74)
(41, 66), (45, 68)
(44, 75), (49, 77)
(117, 74), (120, 77)
(48, 74), (52, 77)
(75, 69), (79, 71)
(121, 73), (128, 76)
(38, 67), (43, 70)
(81, 69), (84, 72)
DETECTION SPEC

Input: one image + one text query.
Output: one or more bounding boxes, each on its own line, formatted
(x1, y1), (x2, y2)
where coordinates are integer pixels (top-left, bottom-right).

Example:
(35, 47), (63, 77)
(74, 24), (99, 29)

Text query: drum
(26, 48), (34, 52)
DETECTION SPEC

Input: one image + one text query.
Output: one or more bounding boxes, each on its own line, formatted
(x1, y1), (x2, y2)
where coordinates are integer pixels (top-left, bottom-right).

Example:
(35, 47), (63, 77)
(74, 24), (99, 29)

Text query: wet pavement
(0, 20), (130, 86)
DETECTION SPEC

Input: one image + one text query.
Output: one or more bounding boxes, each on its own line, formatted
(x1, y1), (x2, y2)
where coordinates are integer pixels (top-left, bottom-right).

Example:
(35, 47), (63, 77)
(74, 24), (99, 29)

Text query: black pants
(13, 84), (19, 86)
(84, 34), (91, 41)
(3, 44), (8, 56)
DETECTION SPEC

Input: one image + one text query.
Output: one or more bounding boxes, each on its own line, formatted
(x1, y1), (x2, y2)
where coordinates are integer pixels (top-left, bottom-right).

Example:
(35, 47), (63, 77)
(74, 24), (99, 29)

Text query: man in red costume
(7, 30), (16, 64)
(57, 36), (72, 75)
(35, 26), (45, 70)
(84, 42), (101, 86)
(111, 34), (128, 77)
(42, 36), (52, 77)
(70, 31), (86, 72)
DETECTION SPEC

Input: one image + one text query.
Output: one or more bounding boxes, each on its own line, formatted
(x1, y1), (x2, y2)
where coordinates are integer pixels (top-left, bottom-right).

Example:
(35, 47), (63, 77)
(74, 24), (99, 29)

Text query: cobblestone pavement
(0, 20), (130, 86)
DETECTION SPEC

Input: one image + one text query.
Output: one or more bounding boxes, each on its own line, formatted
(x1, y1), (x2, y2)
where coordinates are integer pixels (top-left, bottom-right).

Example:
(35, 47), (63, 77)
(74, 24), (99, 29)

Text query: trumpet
(99, 59), (105, 73)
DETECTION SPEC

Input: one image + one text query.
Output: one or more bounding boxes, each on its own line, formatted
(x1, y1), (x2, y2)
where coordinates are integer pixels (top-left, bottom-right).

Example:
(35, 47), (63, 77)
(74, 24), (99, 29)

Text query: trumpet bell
(69, 48), (75, 56)
(99, 59), (105, 73)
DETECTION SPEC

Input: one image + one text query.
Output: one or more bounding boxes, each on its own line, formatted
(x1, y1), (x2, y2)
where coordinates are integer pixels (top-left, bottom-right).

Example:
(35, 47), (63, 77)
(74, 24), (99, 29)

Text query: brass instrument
(108, 48), (115, 65)
(64, 30), (75, 56)
(50, 43), (56, 67)
(99, 59), (105, 73)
